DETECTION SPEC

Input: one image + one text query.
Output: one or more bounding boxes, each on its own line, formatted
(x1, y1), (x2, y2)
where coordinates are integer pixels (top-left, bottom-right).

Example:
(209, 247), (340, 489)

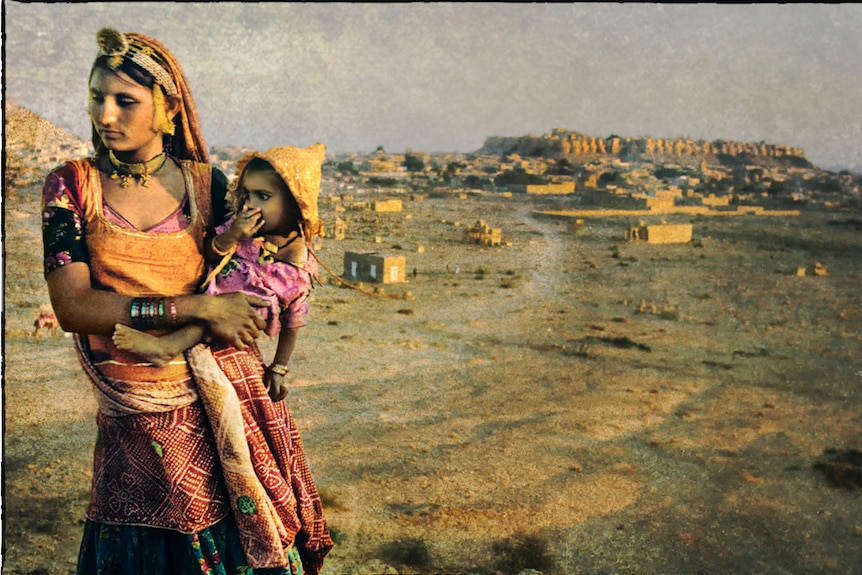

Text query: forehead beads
(96, 28), (178, 96)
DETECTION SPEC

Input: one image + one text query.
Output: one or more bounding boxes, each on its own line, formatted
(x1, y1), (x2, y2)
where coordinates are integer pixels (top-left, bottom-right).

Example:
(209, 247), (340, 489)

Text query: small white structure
(343, 251), (406, 284)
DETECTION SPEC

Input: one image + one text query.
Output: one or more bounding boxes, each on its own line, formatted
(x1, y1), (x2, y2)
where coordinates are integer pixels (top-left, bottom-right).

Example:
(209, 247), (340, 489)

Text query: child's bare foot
(112, 324), (177, 367)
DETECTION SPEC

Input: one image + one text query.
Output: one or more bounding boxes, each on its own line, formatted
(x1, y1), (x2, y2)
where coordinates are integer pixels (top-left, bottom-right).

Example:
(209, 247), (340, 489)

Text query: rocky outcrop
(4, 101), (89, 189)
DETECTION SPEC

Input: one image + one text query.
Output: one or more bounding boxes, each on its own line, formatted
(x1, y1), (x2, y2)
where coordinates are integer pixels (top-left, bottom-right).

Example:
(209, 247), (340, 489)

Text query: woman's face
(88, 66), (163, 161)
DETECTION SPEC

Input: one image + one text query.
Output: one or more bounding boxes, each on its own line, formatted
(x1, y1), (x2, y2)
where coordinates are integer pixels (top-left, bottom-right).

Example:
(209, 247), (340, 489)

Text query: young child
(113, 143), (326, 401)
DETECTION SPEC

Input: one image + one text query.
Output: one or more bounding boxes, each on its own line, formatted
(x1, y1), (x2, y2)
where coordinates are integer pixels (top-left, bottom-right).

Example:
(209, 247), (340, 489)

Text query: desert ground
(3, 180), (862, 574)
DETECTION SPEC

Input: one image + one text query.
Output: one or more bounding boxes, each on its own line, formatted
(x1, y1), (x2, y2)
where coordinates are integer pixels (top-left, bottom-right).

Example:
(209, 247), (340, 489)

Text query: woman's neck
(110, 143), (166, 164)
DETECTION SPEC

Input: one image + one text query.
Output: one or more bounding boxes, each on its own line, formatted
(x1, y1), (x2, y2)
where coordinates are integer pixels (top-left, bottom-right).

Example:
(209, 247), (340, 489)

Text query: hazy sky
(5, 2), (862, 171)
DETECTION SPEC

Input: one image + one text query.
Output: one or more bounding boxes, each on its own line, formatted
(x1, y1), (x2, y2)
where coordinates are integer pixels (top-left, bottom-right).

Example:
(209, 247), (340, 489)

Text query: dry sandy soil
(3, 181), (862, 574)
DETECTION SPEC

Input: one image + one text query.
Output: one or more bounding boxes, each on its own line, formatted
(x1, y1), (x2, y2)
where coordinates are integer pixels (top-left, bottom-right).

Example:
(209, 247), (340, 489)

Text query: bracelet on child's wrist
(267, 363), (290, 377)
(211, 236), (233, 257)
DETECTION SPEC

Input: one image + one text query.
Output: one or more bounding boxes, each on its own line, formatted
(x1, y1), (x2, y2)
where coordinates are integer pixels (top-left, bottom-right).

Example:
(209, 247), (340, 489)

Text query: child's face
(239, 169), (301, 235)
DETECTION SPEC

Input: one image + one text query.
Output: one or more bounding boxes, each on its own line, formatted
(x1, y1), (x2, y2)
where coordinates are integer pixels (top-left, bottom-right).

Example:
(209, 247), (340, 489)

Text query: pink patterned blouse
(205, 217), (318, 338)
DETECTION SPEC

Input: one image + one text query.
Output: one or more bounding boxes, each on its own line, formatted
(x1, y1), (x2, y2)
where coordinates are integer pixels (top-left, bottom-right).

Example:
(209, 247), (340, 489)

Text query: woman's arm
(47, 262), (267, 349)
(47, 262), (135, 335)
(43, 162), (268, 348)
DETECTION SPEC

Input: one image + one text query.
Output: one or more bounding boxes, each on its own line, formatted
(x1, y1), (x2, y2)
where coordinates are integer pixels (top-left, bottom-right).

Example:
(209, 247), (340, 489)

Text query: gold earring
(152, 84), (176, 135)
(162, 117), (176, 136)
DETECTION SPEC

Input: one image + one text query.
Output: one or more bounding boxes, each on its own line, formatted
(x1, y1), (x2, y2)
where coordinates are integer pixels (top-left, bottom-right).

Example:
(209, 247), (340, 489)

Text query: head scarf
(233, 144), (327, 239)
(91, 28), (209, 163)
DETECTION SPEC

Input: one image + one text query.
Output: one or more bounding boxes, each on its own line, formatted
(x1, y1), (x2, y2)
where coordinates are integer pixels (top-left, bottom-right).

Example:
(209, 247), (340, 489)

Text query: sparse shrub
(492, 533), (554, 573)
(494, 168), (548, 187)
(328, 525), (348, 545)
(500, 269), (521, 288)
(658, 310), (679, 321)
(317, 485), (347, 512)
(564, 342), (591, 357)
(813, 448), (862, 491)
(402, 152), (425, 173)
(367, 176), (398, 187)
(731, 347), (773, 358)
(379, 537), (431, 568)
(464, 174), (492, 189)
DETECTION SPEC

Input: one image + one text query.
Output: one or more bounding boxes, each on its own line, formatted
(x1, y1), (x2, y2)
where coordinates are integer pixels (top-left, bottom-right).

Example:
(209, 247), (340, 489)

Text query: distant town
(4, 101), (859, 216)
(210, 128), (861, 216)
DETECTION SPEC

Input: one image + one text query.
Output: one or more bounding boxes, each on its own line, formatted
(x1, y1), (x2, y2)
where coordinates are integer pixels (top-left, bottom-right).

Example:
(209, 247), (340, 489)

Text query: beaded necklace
(108, 150), (168, 188)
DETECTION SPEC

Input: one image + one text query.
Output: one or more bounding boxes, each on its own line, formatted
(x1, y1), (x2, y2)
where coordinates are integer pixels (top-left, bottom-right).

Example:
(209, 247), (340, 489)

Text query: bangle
(168, 296), (178, 326)
(267, 363), (290, 377)
(211, 236), (232, 256)
(130, 296), (172, 330)
(130, 298), (142, 325)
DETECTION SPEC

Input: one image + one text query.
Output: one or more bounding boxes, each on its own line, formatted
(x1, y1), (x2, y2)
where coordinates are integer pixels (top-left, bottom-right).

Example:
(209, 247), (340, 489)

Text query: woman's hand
(198, 292), (268, 349)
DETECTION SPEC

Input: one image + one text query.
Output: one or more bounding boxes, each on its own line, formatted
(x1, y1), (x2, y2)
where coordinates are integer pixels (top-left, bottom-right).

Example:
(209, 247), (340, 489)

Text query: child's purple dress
(205, 219), (318, 337)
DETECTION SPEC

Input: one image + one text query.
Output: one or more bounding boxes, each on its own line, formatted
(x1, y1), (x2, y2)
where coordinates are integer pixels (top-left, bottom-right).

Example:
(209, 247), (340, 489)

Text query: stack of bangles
(130, 296), (179, 330)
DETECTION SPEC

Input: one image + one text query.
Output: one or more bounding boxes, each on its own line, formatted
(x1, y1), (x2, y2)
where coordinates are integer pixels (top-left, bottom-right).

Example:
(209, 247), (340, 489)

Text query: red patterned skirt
(78, 339), (332, 574)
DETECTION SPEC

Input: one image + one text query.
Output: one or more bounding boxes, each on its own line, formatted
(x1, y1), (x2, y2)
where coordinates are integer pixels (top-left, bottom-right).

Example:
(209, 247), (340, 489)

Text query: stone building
(343, 251), (406, 284)
(373, 199), (403, 213)
(625, 223), (693, 244)
(465, 220), (502, 246)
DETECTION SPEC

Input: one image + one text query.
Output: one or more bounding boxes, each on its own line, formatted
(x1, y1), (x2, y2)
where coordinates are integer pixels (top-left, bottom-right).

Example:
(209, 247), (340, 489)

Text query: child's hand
(230, 205), (265, 241)
(264, 363), (290, 402)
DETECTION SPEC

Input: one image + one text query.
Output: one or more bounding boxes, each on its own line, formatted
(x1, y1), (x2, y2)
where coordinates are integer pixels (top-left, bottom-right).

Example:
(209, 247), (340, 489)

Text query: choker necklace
(108, 150), (168, 188)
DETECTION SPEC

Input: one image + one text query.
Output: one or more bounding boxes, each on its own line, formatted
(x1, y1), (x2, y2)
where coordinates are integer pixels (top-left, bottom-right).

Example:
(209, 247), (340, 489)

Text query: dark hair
(244, 157), (279, 176)
(89, 54), (157, 89)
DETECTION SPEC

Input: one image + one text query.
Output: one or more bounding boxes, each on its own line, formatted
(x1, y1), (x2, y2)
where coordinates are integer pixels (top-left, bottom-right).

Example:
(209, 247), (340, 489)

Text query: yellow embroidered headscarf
(233, 143), (327, 239)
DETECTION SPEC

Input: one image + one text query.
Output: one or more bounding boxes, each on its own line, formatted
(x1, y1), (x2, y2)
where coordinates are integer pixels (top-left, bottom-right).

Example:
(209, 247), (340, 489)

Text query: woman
(41, 28), (332, 574)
